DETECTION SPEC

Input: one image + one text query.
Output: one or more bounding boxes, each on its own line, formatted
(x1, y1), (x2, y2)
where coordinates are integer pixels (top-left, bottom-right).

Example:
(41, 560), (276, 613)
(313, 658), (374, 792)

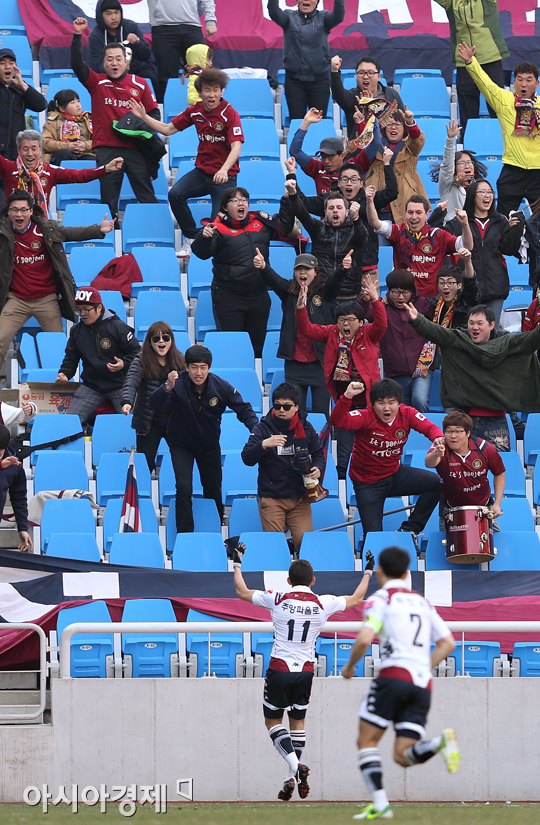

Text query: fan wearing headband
(121, 322), (186, 472)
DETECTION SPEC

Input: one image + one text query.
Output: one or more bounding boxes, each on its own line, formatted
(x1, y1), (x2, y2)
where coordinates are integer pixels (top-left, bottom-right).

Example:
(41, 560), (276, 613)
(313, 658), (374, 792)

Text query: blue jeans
(168, 167), (237, 238)
(391, 372), (434, 414)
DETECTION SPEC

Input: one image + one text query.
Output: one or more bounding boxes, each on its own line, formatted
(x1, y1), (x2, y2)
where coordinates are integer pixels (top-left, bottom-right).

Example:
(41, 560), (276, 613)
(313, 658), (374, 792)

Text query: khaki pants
(258, 496), (313, 552)
(0, 293), (63, 368)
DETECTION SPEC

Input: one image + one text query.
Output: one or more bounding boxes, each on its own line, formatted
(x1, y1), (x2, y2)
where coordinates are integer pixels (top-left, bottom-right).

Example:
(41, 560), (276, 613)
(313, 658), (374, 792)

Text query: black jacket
(279, 191), (367, 282)
(60, 307), (141, 392)
(0, 82), (47, 161)
(242, 409), (325, 499)
(330, 72), (404, 138)
(268, 0), (344, 82)
(149, 371), (259, 450)
(121, 354), (166, 435)
(260, 264), (345, 363)
(89, 0), (157, 76)
(446, 211), (524, 302)
(191, 211), (279, 297)
(0, 447), (28, 532)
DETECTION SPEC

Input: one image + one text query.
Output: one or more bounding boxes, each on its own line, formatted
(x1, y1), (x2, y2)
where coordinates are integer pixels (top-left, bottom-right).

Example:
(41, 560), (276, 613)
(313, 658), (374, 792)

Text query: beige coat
(41, 112), (95, 164)
(365, 130), (427, 224)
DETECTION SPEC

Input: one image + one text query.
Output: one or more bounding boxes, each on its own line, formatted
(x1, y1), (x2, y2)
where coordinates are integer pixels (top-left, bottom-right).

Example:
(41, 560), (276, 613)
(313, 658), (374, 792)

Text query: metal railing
(0, 623), (47, 721)
(58, 621), (540, 679)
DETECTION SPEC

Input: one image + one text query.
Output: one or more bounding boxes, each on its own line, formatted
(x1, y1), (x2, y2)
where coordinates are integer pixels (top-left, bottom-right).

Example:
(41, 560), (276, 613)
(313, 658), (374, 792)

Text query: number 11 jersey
(252, 585), (347, 672)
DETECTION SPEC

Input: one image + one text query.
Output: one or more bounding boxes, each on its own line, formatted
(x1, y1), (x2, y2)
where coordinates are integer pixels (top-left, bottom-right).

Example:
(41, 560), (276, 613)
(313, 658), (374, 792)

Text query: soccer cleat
(440, 728), (460, 773)
(353, 803), (393, 820)
(296, 763), (310, 798)
(277, 778), (295, 801)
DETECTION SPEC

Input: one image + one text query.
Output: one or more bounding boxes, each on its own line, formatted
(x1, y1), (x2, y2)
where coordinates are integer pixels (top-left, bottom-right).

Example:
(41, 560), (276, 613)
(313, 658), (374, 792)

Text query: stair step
(0, 672), (38, 689)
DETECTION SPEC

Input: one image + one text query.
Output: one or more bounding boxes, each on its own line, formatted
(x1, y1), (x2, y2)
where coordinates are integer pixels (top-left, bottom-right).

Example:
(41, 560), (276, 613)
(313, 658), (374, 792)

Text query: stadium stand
(46, 533), (101, 562)
(109, 532), (165, 569)
(40, 498), (96, 553)
(56, 601), (114, 678)
(121, 599), (178, 678)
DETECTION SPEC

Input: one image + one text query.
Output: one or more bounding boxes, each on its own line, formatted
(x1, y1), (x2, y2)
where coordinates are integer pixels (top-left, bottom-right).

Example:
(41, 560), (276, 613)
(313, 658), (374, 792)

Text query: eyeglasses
(445, 429), (465, 435)
(476, 189), (494, 196)
(356, 70), (379, 77)
(456, 161), (474, 167)
(8, 207), (31, 214)
(339, 176), (361, 184)
(389, 289), (412, 297)
(228, 198), (248, 204)
(273, 403), (295, 411)
(338, 316), (359, 324)
(151, 333), (171, 343)
(75, 305), (97, 315)
(438, 279), (458, 287)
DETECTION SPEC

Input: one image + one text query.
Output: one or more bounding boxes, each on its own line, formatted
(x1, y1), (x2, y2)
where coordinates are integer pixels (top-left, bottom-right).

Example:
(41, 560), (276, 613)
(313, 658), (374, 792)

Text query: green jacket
(435, 0), (509, 67)
(409, 312), (540, 412)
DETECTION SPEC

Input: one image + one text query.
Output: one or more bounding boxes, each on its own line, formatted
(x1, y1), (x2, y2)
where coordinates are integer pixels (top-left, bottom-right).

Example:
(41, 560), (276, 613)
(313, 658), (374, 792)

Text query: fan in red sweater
(330, 377), (444, 535)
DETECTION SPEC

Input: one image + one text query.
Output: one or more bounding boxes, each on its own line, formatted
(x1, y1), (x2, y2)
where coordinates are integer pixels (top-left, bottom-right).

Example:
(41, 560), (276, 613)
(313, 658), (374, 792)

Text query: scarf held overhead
(513, 96), (540, 138)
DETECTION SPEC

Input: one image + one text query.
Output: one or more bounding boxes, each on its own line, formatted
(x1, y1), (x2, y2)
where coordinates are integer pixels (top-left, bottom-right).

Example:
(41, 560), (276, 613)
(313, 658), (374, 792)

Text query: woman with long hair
(121, 322), (185, 471)
(445, 179), (524, 325)
(430, 120), (488, 223)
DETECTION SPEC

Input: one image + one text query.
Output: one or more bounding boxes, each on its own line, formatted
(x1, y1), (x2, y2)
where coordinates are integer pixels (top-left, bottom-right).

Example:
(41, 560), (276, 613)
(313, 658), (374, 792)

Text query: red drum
(443, 505), (495, 564)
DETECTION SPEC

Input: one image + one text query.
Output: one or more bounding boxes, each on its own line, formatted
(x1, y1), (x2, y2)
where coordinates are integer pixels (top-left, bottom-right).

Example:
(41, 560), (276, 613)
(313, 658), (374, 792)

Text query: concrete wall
(0, 677), (539, 802)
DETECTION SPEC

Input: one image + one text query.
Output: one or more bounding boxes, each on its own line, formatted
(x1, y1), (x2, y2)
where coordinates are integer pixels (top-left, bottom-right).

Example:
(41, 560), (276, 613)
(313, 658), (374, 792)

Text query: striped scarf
(413, 295), (456, 377)
(513, 96), (540, 138)
(15, 156), (48, 219)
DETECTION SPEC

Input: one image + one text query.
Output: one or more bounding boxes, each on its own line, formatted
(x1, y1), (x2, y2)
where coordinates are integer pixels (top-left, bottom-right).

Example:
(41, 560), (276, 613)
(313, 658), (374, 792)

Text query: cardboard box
(1, 382), (81, 415)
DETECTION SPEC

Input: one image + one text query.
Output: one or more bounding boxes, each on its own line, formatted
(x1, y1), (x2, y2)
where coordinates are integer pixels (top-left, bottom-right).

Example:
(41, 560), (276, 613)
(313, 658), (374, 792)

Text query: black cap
(316, 137), (344, 156)
(0, 49), (17, 62)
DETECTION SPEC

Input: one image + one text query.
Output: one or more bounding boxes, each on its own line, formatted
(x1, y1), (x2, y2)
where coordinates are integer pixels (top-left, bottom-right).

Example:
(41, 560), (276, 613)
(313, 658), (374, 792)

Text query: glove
(364, 550), (375, 572)
(231, 541), (246, 566)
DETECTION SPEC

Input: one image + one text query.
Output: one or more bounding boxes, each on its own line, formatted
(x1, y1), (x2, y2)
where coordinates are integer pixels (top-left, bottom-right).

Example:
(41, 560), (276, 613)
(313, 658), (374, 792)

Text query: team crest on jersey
(215, 122), (224, 131)
(259, 211), (269, 219)
(395, 429), (406, 438)
(130, 89), (139, 97)
(312, 294), (322, 306)
(472, 459), (482, 469)
(421, 243), (432, 253)
(40, 179), (48, 187)
(100, 338), (111, 350)
(209, 397), (218, 406)
(31, 241), (41, 250)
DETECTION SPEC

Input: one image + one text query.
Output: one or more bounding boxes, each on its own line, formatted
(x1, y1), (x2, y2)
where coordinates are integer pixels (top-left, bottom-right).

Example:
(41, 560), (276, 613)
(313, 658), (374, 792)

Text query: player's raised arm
(232, 542), (256, 602)
(342, 552), (375, 609)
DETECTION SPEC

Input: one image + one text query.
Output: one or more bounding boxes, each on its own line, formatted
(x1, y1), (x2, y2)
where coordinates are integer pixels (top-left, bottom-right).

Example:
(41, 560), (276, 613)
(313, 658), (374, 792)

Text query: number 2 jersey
(252, 585), (346, 672)
(364, 580), (450, 689)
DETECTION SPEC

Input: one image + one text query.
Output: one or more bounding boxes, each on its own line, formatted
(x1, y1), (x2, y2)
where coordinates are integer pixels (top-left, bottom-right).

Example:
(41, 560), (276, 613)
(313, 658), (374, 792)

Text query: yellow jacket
(466, 56), (540, 169)
(185, 44), (210, 106)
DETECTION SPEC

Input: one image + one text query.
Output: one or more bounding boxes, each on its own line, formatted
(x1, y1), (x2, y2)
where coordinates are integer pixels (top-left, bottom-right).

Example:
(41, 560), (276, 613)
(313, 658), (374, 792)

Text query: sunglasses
(151, 334), (171, 343)
(273, 403), (295, 411)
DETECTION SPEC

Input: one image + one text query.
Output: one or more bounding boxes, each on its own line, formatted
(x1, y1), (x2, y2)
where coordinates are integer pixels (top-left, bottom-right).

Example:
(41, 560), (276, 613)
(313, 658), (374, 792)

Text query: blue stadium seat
(0, 0), (27, 32)
(91, 413), (135, 467)
(24, 368), (59, 382)
(55, 161), (102, 210)
(489, 532), (540, 570)
(425, 531), (480, 571)
(63, 205), (115, 252)
(172, 532), (227, 571)
(300, 531), (354, 571)
(45, 77), (91, 112)
(506, 256), (530, 288)
(213, 368), (262, 413)
(287, 118), (339, 157)
(382, 497), (409, 531)
(499, 497), (535, 532)
(525, 413), (540, 466)
(225, 78), (274, 118)
(463, 119), (504, 158)
(503, 287), (533, 312)
(163, 77), (188, 122)
(251, 631), (274, 675)
(131, 247), (181, 295)
(362, 532), (418, 570)
(96, 453), (152, 505)
(121, 599), (178, 677)
(269, 367), (285, 398)
(134, 291), (188, 340)
(242, 119), (280, 160)
(448, 641), (501, 676)
(205, 332), (255, 370)
(169, 132), (200, 167)
(109, 533), (165, 568)
(33, 451), (88, 494)
(237, 161), (284, 207)
(402, 428), (434, 463)
(306, 412), (328, 433)
(220, 413), (252, 457)
(267, 291), (283, 332)
(122, 204), (175, 252)
(19, 331), (67, 382)
(393, 68), (442, 84)
(174, 332), (193, 355)
(166, 497), (221, 553)
(495, 451), (526, 498)
(268, 245), (296, 275)
(56, 601), (113, 678)
(118, 165), (168, 209)
(41, 498), (96, 553)
(239, 532), (291, 570)
(428, 370), (444, 412)
(68, 247), (117, 288)
(0, 35), (32, 79)
(323, 452), (340, 499)
(158, 452), (177, 507)
(46, 533), (101, 562)
(310, 497), (347, 532)
(483, 157), (503, 185)
(504, 414), (517, 453)
(377, 245), (394, 280)
(400, 77), (450, 119)
(100, 291), (127, 322)
(222, 453), (258, 504)
(18, 333), (40, 382)
(417, 121), (449, 161)
(187, 256), (213, 298)
(186, 609), (243, 677)
(512, 643), (540, 677)
(103, 497), (158, 554)
(194, 289), (217, 340)
(228, 497), (263, 535)
(316, 638), (371, 677)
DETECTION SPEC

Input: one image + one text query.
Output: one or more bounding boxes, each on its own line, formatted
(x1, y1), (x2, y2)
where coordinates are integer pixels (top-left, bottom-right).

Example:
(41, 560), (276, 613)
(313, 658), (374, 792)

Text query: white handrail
(0, 623), (47, 721)
(58, 621), (540, 679)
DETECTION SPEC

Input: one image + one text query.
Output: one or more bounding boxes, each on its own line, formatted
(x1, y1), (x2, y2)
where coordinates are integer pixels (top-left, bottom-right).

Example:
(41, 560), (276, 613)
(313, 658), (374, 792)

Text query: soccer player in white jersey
(342, 546), (460, 820)
(234, 551), (374, 801)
